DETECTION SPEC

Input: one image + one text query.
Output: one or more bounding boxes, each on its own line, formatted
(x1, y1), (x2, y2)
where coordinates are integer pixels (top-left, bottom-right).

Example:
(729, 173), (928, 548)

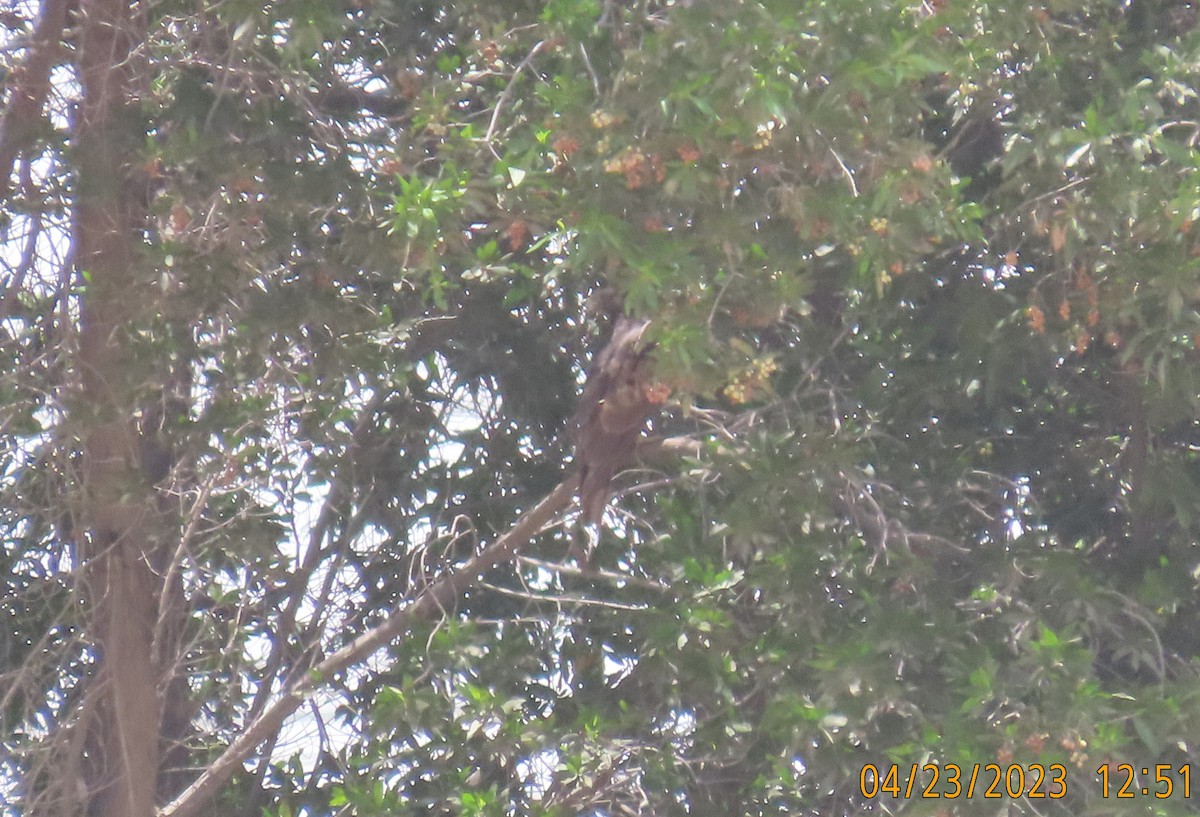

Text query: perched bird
(572, 313), (663, 525)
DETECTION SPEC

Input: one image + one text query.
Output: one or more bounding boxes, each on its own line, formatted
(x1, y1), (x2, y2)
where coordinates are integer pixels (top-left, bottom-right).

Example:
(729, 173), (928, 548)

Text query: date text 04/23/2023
(859, 763), (1193, 800)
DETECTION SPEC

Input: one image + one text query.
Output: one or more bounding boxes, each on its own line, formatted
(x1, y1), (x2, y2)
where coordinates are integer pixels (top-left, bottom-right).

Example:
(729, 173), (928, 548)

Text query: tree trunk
(73, 2), (163, 816)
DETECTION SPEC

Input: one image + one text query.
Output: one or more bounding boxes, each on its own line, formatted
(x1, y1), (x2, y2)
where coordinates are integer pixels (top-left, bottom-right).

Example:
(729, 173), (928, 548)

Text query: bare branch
(483, 40), (546, 149)
(159, 433), (718, 817)
(159, 476), (579, 817)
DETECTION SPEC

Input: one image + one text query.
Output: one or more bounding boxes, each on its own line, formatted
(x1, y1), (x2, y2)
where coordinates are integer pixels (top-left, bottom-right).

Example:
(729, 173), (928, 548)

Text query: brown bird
(572, 314), (663, 525)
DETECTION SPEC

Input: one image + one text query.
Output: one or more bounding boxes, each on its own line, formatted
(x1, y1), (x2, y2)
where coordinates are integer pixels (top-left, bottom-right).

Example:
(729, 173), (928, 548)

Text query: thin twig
(814, 128), (858, 197)
(484, 40), (547, 149)
(517, 556), (670, 592)
(478, 579), (650, 612)
(579, 43), (601, 96)
(152, 469), (221, 663)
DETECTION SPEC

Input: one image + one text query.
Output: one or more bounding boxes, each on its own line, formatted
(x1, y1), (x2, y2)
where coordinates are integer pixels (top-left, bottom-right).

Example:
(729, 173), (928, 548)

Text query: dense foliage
(3, 1), (1200, 816)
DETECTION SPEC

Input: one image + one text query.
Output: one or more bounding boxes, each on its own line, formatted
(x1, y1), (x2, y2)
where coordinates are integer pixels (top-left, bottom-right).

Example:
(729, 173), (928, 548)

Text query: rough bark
(73, 2), (164, 817)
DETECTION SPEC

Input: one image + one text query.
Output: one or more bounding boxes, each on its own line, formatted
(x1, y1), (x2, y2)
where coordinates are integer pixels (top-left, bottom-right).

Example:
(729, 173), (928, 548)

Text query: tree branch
(0, 0), (70, 200)
(158, 434), (713, 817)
(159, 476), (579, 817)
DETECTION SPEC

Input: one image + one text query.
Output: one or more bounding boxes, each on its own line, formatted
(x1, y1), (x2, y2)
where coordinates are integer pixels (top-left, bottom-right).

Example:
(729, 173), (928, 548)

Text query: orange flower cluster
(603, 148), (665, 190)
(505, 220), (530, 251)
(642, 382), (672, 404)
(730, 306), (779, 328)
(1027, 266), (1107, 352)
(1075, 267), (1100, 327)
(910, 153), (934, 173)
(552, 135), (581, 158)
(1026, 305), (1046, 334)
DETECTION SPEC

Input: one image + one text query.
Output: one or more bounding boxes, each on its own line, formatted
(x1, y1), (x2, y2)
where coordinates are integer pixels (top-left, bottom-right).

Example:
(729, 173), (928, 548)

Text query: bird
(572, 313), (665, 526)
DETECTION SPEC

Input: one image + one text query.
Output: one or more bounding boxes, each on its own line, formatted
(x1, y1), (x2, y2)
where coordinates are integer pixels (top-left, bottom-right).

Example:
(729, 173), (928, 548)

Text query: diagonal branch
(483, 39), (546, 149)
(159, 475), (579, 817)
(157, 433), (714, 817)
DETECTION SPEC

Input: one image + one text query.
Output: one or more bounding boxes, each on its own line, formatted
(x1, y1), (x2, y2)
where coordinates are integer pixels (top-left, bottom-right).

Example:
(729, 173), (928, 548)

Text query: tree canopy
(3, 1), (1200, 816)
